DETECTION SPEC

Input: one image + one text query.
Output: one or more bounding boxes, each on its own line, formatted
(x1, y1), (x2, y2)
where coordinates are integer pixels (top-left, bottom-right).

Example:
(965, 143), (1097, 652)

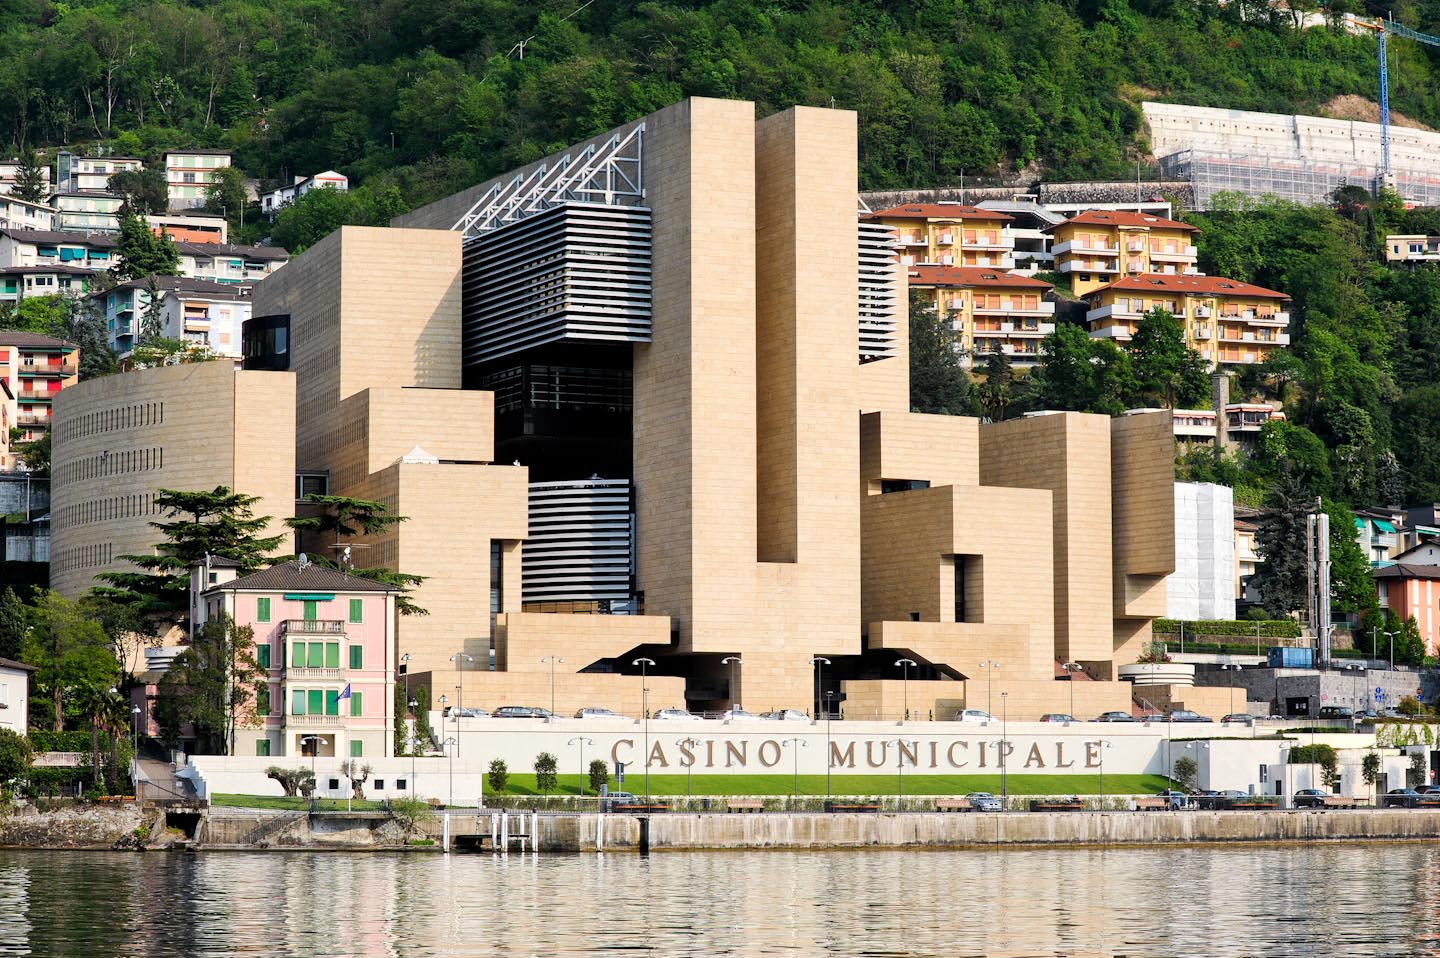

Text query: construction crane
(1354, 16), (1440, 184)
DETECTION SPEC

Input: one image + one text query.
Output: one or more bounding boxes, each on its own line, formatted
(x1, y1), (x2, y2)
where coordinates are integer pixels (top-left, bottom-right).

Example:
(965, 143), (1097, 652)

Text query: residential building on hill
(0, 228), (116, 270)
(87, 276), (252, 356)
(0, 264), (97, 305)
(907, 265), (1054, 368)
(49, 191), (124, 232)
(195, 558), (398, 759)
(176, 242), (287, 286)
(166, 150), (232, 209)
(0, 331), (79, 461)
(1128, 403), (1285, 447)
(0, 158), (50, 196)
(149, 211), (228, 244)
(1084, 273), (1291, 365)
(974, 199), (1066, 273)
(1385, 234), (1440, 266)
(1374, 564), (1440, 655)
(1047, 210), (1199, 296)
(0, 195), (57, 232)
(260, 171), (349, 215)
(55, 152), (142, 193)
(863, 203), (1016, 269)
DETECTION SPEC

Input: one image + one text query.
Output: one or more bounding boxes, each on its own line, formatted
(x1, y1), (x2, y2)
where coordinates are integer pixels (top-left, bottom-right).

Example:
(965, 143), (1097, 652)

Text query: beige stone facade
(49, 361), (295, 597)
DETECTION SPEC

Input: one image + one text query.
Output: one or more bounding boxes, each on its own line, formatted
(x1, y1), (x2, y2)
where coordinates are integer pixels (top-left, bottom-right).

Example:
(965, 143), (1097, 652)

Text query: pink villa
(195, 558), (399, 759)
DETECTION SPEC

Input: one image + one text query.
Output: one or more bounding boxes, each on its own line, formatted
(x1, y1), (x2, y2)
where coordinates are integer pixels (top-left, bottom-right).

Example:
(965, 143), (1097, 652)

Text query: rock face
(0, 804), (147, 849)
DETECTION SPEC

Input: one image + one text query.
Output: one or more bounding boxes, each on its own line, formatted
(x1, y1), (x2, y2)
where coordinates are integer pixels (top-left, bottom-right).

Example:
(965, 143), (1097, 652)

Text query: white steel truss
(452, 124), (646, 239)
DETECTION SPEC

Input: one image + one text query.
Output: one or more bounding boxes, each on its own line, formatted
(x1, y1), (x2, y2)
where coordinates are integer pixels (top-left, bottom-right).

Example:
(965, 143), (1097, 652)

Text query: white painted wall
(1169, 482), (1237, 621)
(0, 663), (30, 734)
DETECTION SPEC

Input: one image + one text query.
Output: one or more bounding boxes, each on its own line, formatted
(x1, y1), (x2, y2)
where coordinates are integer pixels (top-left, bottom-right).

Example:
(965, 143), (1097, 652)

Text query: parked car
(1384, 788), (1423, 808)
(492, 705), (540, 718)
(1293, 788), (1330, 808)
(600, 791), (639, 810)
(1318, 706), (1355, 720)
(760, 709), (810, 721)
(652, 708), (697, 721)
(954, 709), (995, 724)
(1220, 713), (1254, 726)
(966, 792), (1003, 812)
(1192, 789), (1249, 810)
(1039, 713), (1076, 723)
(1166, 709), (1213, 723)
(1156, 789), (1191, 809)
(444, 706), (482, 718)
(1093, 711), (1136, 723)
(718, 708), (760, 721)
(575, 707), (624, 719)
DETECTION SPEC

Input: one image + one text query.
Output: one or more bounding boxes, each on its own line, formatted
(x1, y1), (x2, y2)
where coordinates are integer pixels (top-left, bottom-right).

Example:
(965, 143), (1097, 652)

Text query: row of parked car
(441, 705), (816, 721)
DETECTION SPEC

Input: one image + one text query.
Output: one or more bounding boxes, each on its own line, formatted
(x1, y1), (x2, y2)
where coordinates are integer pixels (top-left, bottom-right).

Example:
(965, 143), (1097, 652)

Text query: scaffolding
(1162, 149), (1440, 209)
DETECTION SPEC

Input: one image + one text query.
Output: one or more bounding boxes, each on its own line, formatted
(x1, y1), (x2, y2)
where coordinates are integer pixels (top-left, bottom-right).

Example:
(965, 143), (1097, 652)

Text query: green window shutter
(291, 690), (306, 715)
(303, 600), (318, 621)
(350, 691), (363, 717)
(307, 642), (323, 668)
(257, 645), (270, 669)
(349, 598), (363, 623)
(257, 597), (271, 622)
(291, 642), (306, 669)
(349, 646), (363, 670)
(325, 691), (340, 716)
(308, 689), (323, 715)
(256, 740), (270, 757)
(350, 740), (363, 758)
(257, 687), (270, 715)
(325, 643), (340, 669)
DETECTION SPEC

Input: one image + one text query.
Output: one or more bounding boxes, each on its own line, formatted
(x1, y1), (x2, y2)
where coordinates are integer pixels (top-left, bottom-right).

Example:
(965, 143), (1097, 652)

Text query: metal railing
(283, 619), (345, 635)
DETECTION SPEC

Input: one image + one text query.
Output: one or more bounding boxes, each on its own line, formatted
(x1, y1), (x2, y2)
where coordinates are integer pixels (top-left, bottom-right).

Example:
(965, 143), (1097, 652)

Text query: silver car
(761, 709), (810, 721)
(652, 708), (697, 720)
(575, 707), (624, 719)
(967, 792), (1003, 812)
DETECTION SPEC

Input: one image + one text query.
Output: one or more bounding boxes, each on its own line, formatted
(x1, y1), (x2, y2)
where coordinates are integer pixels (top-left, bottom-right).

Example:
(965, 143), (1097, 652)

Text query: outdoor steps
(236, 811), (309, 846)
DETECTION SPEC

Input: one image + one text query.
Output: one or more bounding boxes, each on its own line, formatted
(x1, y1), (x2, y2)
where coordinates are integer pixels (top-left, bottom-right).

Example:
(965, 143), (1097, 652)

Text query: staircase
(238, 811), (309, 846)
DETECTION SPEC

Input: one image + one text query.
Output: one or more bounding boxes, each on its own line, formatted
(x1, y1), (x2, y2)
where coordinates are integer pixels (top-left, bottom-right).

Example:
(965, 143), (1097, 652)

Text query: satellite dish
(298, 553), (309, 569)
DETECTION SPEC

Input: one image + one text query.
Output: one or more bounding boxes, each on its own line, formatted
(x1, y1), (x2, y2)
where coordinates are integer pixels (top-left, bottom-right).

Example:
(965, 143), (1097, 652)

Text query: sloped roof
(90, 275), (251, 300)
(0, 656), (37, 673)
(211, 560), (398, 593)
(0, 330), (78, 349)
(907, 265), (1053, 290)
(0, 228), (117, 247)
(1373, 563), (1440, 581)
(1047, 209), (1197, 233)
(1089, 274), (1289, 300)
(863, 203), (1013, 222)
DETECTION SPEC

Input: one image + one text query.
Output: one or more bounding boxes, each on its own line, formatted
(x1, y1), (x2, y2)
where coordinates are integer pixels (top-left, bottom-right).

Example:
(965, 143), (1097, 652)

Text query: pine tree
(976, 351), (1015, 422)
(908, 291), (970, 415)
(1253, 469), (1314, 618)
(113, 211), (180, 281)
(12, 148), (48, 204)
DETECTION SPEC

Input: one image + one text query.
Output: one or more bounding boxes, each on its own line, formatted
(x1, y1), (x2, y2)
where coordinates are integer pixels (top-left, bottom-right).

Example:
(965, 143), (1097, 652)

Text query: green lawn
(212, 793), (389, 811)
(495, 773), (1170, 796)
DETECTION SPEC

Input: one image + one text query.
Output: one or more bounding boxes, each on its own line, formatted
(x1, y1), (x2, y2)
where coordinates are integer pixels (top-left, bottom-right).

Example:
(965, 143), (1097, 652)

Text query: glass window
(396, 779), (407, 791)
(349, 598), (363, 623)
(325, 643), (340, 669)
(257, 644), (270, 669)
(292, 689), (307, 715)
(308, 689), (323, 715)
(350, 740), (363, 757)
(351, 691), (363, 717)
(292, 642), (305, 669)
(257, 597), (271, 622)
(303, 600), (318, 621)
(307, 642), (323, 668)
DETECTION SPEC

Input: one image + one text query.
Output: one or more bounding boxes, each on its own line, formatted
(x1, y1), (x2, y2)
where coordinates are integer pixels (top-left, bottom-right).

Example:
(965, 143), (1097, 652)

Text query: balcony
(286, 667), (343, 680)
(1247, 310), (1290, 326)
(1085, 303), (1141, 323)
(1193, 305), (1213, 318)
(1089, 325), (1135, 342)
(282, 619), (346, 635)
(1126, 240), (1145, 253)
(973, 301), (1056, 317)
(1052, 239), (1119, 256)
(19, 362), (74, 377)
(288, 714), (341, 727)
(937, 232), (955, 245)
(17, 413), (49, 426)
(1058, 261), (1118, 274)
(1194, 327), (1211, 340)
(17, 389), (53, 401)
(999, 321), (1054, 336)
(1149, 245), (1197, 261)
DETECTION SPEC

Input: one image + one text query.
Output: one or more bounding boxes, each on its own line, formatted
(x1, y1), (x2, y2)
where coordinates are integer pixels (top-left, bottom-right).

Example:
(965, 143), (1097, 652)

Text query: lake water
(1, 844), (1437, 957)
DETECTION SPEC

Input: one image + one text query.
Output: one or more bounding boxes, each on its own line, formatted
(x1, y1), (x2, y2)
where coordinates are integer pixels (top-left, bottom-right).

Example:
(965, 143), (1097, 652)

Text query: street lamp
(1385, 631), (1398, 671)
(782, 738), (806, 799)
(895, 658), (917, 723)
(449, 653), (474, 706)
(676, 738), (699, 798)
(570, 736), (595, 797)
(1001, 691), (1009, 806)
(542, 656), (565, 717)
(633, 657), (656, 802)
(1097, 739), (1113, 806)
(1063, 662), (1082, 718)
(824, 690), (836, 804)
(979, 661), (999, 715)
(438, 693), (448, 762)
(131, 705), (141, 755)
(722, 656), (742, 710)
(892, 738), (915, 804)
(1220, 663), (1240, 716)
(408, 698), (419, 790)
(444, 736), (457, 808)
(810, 657), (832, 719)
(301, 735), (322, 800)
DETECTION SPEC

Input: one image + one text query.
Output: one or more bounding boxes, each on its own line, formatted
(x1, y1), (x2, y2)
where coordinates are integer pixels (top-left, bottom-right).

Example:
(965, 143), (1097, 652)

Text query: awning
(1375, 519), (1397, 533)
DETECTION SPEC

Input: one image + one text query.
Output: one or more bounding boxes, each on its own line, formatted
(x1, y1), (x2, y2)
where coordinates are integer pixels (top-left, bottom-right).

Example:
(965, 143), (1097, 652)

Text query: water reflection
(3, 845), (1440, 956)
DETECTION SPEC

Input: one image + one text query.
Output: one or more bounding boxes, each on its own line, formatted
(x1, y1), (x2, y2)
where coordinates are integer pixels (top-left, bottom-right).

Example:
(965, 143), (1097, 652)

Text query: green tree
(21, 591), (118, 732)
(270, 184), (407, 254)
(0, 587), (25, 661)
(412, 684), (434, 753)
(11, 148), (47, 204)
(975, 351), (1016, 422)
(1362, 751), (1381, 801)
(107, 167), (168, 215)
(71, 683), (123, 789)
(0, 295), (71, 336)
(203, 165), (250, 230)
(112, 211), (180, 282)
(285, 494), (426, 614)
(588, 758), (610, 794)
(534, 751), (558, 793)
(1127, 308), (1209, 408)
(1252, 470), (1314, 618)
(95, 486), (284, 619)
(155, 613), (263, 754)
(908, 292), (971, 415)
(0, 728), (31, 788)
(14, 431), (50, 475)
(1033, 323), (1135, 416)
(487, 758), (509, 795)
(1172, 755), (1198, 791)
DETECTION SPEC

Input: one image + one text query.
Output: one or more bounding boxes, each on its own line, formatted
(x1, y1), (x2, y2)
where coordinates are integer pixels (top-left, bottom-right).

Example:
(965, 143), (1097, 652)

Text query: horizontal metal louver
(462, 203), (652, 370)
(522, 478), (634, 603)
(858, 221), (900, 362)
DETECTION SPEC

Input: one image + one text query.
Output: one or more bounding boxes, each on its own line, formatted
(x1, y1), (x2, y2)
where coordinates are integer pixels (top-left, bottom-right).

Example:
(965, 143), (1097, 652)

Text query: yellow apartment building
(1084, 274), (1290, 365)
(1048, 210), (1199, 295)
(864, 204), (1015, 269)
(908, 265), (1054, 368)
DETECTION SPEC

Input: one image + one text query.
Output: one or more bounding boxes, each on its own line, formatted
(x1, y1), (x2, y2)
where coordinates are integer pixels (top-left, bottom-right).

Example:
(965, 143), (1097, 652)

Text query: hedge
(26, 730), (114, 752)
(1152, 619), (1301, 639)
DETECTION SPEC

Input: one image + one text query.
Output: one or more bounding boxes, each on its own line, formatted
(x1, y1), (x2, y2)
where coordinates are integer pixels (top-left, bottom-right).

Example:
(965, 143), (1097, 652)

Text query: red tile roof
(1047, 210), (1197, 232)
(864, 204), (1013, 223)
(1088, 273), (1289, 300)
(908, 265), (1053, 290)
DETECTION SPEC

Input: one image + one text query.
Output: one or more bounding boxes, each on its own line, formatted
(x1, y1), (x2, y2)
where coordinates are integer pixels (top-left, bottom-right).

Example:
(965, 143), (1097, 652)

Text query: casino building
(51, 99), (1197, 752)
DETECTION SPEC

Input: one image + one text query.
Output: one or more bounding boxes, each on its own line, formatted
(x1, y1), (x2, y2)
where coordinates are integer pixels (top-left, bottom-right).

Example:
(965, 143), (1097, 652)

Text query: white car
(652, 708), (698, 720)
(760, 709), (810, 722)
(575, 707), (624, 719)
(954, 709), (995, 724)
(718, 708), (760, 721)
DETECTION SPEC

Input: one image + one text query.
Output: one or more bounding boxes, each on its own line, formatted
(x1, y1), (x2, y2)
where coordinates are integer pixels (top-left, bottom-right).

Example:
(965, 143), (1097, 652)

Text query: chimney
(1212, 373), (1231, 453)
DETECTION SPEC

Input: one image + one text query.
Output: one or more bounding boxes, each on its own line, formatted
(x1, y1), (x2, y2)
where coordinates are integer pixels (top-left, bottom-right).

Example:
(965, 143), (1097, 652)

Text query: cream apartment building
(1085, 274), (1291, 365)
(907, 265), (1054, 367)
(1048, 210), (1199, 296)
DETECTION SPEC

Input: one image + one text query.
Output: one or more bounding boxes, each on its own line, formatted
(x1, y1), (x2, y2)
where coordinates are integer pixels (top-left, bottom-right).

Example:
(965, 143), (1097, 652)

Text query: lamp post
(721, 656), (742, 710)
(438, 693), (448, 764)
(783, 738), (806, 799)
(449, 652), (474, 706)
(810, 657), (832, 719)
(674, 738), (699, 798)
(400, 652), (413, 757)
(1220, 663), (1240, 716)
(1165, 711), (1173, 783)
(1385, 630), (1398, 671)
(301, 735), (321, 799)
(1097, 739), (1113, 805)
(632, 657), (655, 802)
(979, 660), (999, 715)
(1001, 691), (1009, 807)
(893, 738), (915, 804)
(1063, 662), (1082, 719)
(444, 736), (457, 808)
(895, 658), (917, 723)
(824, 690), (835, 804)
(570, 737), (595, 797)
(409, 698), (419, 789)
(542, 656), (565, 717)
(131, 705), (141, 755)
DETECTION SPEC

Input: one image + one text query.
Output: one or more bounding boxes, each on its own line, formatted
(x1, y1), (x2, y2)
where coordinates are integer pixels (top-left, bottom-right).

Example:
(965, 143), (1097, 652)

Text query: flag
(337, 683), (352, 700)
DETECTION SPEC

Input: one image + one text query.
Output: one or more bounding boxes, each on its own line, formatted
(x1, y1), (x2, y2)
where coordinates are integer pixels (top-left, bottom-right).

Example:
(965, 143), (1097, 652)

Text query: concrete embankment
(0, 804), (150, 849)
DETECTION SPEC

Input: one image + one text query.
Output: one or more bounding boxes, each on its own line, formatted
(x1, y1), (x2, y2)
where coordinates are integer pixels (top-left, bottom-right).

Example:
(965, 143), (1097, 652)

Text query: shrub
(1152, 618), (1301, 639)
(534, 752), (557, 793)
(588, 758), (609, 794)
(265, 766), (315, 797)
(487, 758), (509, 794)
(388, 796), (434, 831)
(1398, 695), (1421, 717)
(0, 729), (31, 786)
